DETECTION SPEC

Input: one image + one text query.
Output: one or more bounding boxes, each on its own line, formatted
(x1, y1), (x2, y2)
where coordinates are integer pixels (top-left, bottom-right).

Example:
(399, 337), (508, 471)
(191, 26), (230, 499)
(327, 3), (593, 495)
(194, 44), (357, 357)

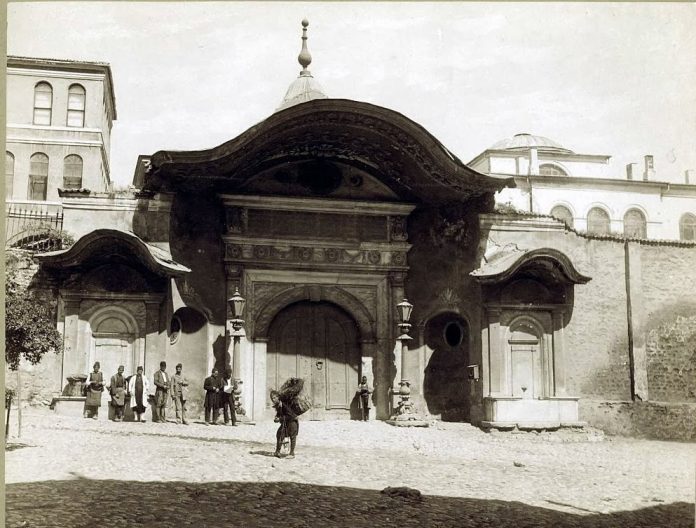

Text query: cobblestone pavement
(5, 409), (695, 527)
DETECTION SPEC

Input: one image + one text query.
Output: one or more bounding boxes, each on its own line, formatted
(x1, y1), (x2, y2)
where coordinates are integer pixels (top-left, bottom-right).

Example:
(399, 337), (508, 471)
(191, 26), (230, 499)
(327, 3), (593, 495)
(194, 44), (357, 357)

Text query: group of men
(203, 367), (238, 426)
(104, 361), (191, 424)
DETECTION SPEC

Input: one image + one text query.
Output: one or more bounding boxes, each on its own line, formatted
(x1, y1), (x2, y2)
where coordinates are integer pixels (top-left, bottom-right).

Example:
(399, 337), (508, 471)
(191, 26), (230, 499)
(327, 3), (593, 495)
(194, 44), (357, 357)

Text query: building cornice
(7, 56), (117, 121)
(503, 174), (696, 196)
(469, 149), (611, 165)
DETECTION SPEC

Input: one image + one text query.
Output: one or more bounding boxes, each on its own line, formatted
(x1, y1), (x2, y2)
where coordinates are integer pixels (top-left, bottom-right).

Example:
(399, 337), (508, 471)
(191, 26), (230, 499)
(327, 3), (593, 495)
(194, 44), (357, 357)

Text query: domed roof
(490, 133), (573, 153)
(276, 19), (328, 112)
(277, 71), (327, 111)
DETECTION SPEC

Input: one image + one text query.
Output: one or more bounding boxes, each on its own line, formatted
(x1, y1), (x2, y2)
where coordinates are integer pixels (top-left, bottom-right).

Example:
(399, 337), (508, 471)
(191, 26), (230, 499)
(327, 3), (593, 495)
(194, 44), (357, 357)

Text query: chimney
(626, 163), (638, 180)
(643, 155), (655, 181)
(686, 170), (695, 185)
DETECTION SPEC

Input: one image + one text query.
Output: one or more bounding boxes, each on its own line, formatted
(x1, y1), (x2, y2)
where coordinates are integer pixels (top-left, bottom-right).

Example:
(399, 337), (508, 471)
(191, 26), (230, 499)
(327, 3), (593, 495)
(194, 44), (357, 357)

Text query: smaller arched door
(267, 301), (360, 420)
(508, 320), (543, 399)
(90, 312), (137, 386)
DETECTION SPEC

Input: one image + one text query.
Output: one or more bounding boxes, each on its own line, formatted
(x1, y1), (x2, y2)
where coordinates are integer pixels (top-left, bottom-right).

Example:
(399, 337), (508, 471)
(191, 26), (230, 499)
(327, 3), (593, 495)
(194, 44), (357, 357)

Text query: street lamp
(228, 288), (246, 418)
(388, 298), (428, 426)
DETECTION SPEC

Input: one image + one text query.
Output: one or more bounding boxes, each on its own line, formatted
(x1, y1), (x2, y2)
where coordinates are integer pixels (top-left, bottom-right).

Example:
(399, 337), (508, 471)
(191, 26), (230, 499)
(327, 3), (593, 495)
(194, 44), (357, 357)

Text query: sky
(7, 2), (696, 187)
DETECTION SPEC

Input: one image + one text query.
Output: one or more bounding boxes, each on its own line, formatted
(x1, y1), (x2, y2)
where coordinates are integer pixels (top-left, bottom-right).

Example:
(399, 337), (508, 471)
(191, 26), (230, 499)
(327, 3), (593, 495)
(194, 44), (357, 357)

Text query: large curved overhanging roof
(144, 99), (514, 204)
(471, 247), (591, 285)
(36, 229), (190, 277)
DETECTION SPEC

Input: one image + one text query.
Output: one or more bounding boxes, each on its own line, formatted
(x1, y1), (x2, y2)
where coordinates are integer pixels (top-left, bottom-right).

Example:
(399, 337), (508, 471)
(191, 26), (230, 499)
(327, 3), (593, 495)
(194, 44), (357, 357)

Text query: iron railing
(5, 201), (64, 251)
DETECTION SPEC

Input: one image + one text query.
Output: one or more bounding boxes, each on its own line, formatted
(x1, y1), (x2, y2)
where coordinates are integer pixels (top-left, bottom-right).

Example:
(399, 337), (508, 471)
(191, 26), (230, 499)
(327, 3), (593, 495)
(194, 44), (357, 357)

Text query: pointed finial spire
(298, 18), (312, 75)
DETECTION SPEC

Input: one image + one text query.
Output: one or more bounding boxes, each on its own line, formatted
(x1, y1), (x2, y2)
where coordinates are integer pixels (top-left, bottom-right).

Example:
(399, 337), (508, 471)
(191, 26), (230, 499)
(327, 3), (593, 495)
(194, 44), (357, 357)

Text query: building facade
(470, 133), (696, 241)
(7, 27), (696, 439)
(5, 56), (116, 247)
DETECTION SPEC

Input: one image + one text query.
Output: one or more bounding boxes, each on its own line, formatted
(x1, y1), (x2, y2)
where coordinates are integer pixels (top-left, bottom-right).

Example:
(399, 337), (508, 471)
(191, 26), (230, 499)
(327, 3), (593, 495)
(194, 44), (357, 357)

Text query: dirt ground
(4, 409), (695, 527)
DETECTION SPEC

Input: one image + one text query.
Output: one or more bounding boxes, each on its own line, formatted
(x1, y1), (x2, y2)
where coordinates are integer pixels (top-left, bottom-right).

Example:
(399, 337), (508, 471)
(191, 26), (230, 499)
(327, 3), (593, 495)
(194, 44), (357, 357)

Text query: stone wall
(580, 400), (696, 441)
(478, 214), (696, 439)
(639, 244), (696, 403)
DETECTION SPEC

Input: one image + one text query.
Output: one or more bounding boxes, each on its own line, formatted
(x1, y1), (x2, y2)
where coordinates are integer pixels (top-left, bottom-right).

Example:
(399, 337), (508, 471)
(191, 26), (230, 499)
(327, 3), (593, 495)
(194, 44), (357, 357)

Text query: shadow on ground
(5, 478), (692, 528)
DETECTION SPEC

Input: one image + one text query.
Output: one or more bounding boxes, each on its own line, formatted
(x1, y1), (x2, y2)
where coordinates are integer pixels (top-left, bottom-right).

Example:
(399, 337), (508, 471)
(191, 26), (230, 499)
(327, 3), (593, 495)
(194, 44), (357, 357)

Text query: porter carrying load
(276, 377), (312, 416)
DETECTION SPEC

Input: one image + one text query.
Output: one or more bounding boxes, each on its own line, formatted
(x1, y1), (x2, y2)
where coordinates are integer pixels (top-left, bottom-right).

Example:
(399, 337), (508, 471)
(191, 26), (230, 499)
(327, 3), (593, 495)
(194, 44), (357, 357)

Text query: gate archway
(267, 301), (360, 420)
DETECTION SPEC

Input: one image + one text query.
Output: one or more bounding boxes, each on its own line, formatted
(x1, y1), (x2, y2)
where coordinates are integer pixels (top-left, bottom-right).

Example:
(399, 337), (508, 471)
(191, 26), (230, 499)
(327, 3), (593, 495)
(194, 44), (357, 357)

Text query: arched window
(67, 84), (86, 127)
(33, 82), (53, 125)
(623, 209), (647, 239)
(680, 213), (696, 241)
(29, 153), (49, 201)
(587, 207), (610, 235)
(539, 164), (568, 177)
(550, 205), (574, 228)
(63, 155), (83, 189)
(6, 152), (15, 199)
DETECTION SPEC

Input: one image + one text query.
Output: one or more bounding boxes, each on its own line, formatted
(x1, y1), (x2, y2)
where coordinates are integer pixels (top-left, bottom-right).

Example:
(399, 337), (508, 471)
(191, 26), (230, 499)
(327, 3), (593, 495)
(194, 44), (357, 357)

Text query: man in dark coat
(153, 361), (169, 423)
(204, 368), (223, 424)
(109, 365), (128, 421)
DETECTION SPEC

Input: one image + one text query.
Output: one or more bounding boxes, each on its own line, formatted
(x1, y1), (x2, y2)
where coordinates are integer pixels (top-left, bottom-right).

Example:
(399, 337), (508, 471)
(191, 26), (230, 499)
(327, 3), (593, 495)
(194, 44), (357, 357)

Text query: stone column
(389, 273), (406, 407)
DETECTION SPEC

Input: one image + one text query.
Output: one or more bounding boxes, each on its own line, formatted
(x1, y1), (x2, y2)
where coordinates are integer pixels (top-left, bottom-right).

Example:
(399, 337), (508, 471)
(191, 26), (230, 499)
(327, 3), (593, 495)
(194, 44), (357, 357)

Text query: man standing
(222, 371), (237, 426)
(109, 365), (128, 422)
(128, 366), (150, 422)
(204, 367), (223, 425)
(171, 363), (189, 425)
(358, 375), (372, 421)
(153, 361), (169, 423)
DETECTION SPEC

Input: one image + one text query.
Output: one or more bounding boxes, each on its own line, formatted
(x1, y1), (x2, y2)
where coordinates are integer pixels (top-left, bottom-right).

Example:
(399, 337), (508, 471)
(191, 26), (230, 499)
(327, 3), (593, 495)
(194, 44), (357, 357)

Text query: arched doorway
(90, 309), (137, 386)
(423, 312), (471, 422)
(267, 301), (360, 420)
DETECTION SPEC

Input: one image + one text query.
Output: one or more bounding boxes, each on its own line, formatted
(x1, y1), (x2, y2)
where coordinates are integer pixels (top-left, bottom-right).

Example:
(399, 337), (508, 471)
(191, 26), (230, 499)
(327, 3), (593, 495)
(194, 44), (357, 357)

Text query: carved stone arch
(505, 314), (544, 343)
(253, 285), (375, 342)
(87, 304), (139, 336)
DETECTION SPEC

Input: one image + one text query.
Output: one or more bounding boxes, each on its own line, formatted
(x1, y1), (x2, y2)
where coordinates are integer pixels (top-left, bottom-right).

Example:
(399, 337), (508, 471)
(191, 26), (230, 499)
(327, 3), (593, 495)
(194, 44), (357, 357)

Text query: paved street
(5, 409), (695, 527)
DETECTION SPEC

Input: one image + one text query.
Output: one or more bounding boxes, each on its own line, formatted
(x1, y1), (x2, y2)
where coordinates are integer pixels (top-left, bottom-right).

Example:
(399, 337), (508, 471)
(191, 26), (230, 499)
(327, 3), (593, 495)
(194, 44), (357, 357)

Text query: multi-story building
(470, 133), (696, 241)
(5, 56), (117, 245)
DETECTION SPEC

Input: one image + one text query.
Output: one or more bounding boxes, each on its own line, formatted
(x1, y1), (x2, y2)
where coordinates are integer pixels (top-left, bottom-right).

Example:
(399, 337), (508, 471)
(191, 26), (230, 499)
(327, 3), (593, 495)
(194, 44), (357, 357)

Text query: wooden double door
(267, 301), (360, 420)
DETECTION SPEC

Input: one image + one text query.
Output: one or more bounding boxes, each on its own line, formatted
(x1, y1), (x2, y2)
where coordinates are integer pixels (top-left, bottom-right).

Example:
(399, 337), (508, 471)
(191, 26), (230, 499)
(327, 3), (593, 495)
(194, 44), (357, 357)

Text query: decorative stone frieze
(224, 240), (409, 271)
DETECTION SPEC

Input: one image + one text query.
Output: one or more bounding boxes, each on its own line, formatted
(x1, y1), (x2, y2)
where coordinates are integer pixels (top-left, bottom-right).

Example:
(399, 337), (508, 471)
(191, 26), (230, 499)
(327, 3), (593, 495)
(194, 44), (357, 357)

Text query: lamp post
(228, 288), (247, 419)
(388, 298), (428, 426)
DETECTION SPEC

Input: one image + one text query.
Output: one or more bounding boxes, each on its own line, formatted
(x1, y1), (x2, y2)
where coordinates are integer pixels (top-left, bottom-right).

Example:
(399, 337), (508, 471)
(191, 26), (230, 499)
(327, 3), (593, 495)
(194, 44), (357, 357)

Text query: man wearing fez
(84, 362), (104, 419)
(153, 361), (170, 423)
(171, 363), (189, 425)
(204, 367), (223, 425)
(109, 365), (128, 422)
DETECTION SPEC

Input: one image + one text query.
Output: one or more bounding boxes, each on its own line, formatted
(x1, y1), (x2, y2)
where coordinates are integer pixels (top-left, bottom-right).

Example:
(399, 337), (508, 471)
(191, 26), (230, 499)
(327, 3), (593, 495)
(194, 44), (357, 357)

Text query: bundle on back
(277, 377), (312, 416)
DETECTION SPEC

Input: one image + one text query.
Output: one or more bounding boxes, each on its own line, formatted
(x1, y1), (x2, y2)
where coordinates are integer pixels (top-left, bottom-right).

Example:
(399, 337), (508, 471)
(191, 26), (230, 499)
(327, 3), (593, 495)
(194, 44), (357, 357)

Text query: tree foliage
(5, 265), (63, 371)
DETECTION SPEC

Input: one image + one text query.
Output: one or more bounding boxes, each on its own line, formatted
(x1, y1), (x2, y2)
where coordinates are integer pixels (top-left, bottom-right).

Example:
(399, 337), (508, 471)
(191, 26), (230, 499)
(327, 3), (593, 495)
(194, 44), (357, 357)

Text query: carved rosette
(366, 250), (381, 265)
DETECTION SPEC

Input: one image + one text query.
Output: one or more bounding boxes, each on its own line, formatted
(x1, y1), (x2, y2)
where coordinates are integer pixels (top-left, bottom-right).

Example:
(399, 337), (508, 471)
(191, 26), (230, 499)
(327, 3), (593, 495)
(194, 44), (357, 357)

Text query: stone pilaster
(144, 301), (161, 373)
(62, 298), (82, 376)
(552, 310), (567, 396)
(486, 308), (504, 396)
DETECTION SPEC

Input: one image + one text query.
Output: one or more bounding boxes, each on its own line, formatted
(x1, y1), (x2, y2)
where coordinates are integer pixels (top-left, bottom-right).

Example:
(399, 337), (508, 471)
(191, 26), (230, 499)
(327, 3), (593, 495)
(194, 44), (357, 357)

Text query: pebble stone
(4, 409), (695, 527)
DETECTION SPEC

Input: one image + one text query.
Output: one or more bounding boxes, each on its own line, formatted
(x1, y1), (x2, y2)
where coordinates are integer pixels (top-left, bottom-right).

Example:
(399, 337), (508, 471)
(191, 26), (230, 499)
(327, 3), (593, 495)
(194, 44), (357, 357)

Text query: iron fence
(5, 201), (65, 251)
